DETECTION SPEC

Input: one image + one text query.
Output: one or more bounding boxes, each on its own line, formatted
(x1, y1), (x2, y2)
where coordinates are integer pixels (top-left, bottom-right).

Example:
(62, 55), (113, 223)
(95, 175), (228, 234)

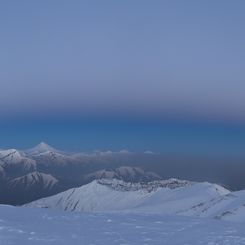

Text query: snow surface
(183, 189), (245, 222)
(0, 205), (245, 245)
(2, 179), (245, 244)
(28, 179), (243, 222)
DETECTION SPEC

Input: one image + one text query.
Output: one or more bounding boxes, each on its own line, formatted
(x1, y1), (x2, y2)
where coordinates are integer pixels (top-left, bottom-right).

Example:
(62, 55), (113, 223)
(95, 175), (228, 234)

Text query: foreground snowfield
(3, 179), (245, 244)
(1, 205), (245, 245)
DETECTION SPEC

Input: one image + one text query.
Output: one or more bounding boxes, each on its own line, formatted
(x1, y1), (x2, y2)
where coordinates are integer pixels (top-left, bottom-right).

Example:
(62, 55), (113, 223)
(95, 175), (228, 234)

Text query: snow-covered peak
(28, 178), (230, 215)
(0, 149), (24, 163)
(9, 171), (58, 189)
(26, 142), (58, 156)
(84, 166), (161, 183)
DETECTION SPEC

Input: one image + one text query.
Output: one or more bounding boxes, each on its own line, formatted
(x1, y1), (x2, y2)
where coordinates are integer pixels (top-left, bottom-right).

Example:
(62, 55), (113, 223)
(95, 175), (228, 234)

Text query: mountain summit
(26, 142), (58, 155)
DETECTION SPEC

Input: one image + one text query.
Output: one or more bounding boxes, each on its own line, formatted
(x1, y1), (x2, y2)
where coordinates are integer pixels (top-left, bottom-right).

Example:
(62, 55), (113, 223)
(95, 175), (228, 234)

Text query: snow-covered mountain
(8, 171), (59, 190)
(0, 149), (24, 163)
(0, 143), (164, 205)
(4, 172), (61, 205)
(181, 189), (245, 222)
(84, 166), (161, 183)
(26, 178), (245, 223)
(0, 149), (36, 177)
(0, 149), (36, 167)
(1, 142), (244, 211)
(25, 142), (59, 156)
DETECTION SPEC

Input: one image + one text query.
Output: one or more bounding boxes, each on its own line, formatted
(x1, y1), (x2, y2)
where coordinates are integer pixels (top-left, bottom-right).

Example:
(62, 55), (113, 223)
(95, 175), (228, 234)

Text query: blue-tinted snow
(0, 205), (245, 245)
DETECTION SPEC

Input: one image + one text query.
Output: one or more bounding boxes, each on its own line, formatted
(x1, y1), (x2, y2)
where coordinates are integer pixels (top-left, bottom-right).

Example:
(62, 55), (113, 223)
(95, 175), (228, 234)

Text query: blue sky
(1, 117), (245, 156)
(0, 1), (245, 154)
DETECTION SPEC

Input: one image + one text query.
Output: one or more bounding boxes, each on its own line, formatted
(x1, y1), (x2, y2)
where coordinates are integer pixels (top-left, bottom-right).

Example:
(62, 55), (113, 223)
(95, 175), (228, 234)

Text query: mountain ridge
(26, 178), (245, 223)
(0, 144), (162, 205)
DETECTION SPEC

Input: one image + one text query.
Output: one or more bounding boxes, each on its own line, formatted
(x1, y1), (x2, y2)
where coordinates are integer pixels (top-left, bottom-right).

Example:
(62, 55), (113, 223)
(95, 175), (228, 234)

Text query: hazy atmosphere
(1, 1), (245, 156)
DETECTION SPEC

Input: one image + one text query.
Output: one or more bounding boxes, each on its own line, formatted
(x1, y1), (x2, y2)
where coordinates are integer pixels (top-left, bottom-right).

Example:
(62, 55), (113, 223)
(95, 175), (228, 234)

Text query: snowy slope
(133, 181), (230, 215)
(27, 179), (238, 221)
(26, 180), (152, 211)
(0, 149), (25, 163)
(0, 149), (36, 169)
(1, 205), (245, 245)
(0, 149), (36, 176)
(3, 172), (61, 205)
(8, 172), (59, 190)
(181, 189), (245, 222)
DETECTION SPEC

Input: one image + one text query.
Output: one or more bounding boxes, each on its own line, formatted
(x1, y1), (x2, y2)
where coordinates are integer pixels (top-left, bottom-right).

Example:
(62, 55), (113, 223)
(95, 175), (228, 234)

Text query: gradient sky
(0, 1), (245, 154)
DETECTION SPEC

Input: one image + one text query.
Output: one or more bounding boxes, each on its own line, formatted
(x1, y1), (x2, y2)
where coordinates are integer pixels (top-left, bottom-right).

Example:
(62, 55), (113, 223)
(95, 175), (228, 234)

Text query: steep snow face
(26, 142), (58, 156)
(5, 172), (61, 205)
(0, 149), (24, 164)
(8, 172), (59, 190)
(27, 179), (233, 221)
(26, 180), (153, 212)
(1, 205), (245, 245)
(0, 149), (36, 172)
(181, 189), (245, 222)
(133, 182), (230, 215)
(84, 166), (161, 183)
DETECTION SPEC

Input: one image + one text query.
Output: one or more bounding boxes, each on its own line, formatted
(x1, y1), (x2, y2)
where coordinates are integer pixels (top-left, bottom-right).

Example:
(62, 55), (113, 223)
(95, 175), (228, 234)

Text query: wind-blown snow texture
(1, 205), (245, 245)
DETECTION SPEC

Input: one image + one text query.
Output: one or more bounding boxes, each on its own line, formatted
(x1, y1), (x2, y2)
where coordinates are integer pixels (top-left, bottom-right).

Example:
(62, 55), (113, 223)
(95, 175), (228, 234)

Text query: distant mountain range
(1, 142), (245, 225)
(0, 142), (161, 205)
(1, 142), (245, 207)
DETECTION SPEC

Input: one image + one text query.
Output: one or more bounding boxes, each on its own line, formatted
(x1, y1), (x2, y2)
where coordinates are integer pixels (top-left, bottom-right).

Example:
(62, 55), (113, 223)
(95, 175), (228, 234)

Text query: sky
(0, 1), (245, 155)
